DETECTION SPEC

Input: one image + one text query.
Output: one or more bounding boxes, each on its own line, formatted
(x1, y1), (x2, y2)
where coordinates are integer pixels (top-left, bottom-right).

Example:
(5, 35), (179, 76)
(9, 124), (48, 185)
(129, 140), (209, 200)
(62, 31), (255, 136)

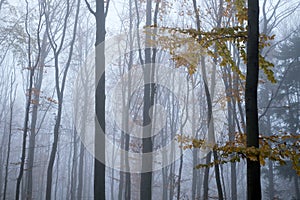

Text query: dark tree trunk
(140, 0), (153, 199)
(94, 0), (106, 199)
(203, 151), (211, 200)
(295, 175), (300, 200)
(267, 160), (274, 200)
(15, 2), (36, 198)
(246, 0), (261, 199)
(45, 94), (63, 200)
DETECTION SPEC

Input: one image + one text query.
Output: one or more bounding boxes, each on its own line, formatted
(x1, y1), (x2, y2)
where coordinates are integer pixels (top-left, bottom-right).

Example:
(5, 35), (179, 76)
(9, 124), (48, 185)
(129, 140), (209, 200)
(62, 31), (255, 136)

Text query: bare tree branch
(259, 58), (296, 120)
(105, 0), (110, 18)
(84, 0), (95, 16)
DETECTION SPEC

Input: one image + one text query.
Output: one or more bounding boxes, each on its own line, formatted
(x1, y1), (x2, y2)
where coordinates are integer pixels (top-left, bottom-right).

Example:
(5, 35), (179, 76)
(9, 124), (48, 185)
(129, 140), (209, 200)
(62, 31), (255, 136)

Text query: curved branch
(105, 0), (110, 18)
(84, 0), (95, 15)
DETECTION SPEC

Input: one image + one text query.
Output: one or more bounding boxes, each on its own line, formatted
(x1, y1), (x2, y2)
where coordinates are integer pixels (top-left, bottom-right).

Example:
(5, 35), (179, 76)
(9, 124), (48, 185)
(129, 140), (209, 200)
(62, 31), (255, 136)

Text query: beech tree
(84, 0), (109, 199)
(245, 0), (261, 199)
(15, 1), (43, 199)
(44, 0), (80, 199)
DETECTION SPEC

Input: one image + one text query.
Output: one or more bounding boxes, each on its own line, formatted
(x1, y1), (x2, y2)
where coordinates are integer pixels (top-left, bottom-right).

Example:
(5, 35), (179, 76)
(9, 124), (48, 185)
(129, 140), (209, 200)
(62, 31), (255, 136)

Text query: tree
(44, 0), (80, 199)
(140, 0), (160, 199)
(245, 0), (261, 199)
(273, 32), (300, 199)
(25, 30), (48, 200)
(84, 0), (109, 199)
(3, 71), (17, 200)
(15, 1), (43, 199)
(140, 0), (153, 199)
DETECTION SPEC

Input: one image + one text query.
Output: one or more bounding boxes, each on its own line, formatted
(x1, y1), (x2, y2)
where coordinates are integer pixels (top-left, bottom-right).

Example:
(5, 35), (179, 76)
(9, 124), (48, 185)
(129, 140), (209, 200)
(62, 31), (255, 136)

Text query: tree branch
(84, 0), (95, 16)
(258, 58), (296, 120)
(105, 0), (110, 18)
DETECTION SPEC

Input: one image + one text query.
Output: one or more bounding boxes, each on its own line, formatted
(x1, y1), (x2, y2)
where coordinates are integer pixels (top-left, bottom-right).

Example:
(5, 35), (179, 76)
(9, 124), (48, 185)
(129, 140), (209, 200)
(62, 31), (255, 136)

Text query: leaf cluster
(151, 0), (276, 82)
(179, 133), (300, 176)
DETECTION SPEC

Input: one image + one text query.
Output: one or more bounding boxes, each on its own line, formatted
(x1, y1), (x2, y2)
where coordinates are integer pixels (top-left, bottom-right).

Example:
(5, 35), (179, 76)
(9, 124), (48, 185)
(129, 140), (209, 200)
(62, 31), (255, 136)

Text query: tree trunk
(203, 151), (211, 200)
(118, 132), (125, 200)
(191, 78), (198, 200)
(45, 1), (80, 199)
(25, 32), (47, 200)
(124, 1), (134, 198)
(140, 0), (153, 199)
(177, 80), (188, 200)
(15, 2), (35, 197)
(70, 129), (78, 200)
(77, 143), (85, 199)
(77, 64), (90, 200)
(222, 64), (238, 200)
(94, 0), (106, 199)
(3, 77), (17, 200)
(246, 0), (261, 199)
(295, 175), (300, 200)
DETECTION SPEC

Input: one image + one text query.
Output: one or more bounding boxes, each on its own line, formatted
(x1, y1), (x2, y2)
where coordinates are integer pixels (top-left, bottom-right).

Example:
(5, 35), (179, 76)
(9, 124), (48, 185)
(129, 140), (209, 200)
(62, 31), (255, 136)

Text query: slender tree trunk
(71, 129), (78, 200)
(168, 74), (176, 200)
(201, 56), (223, 200)
(295, 175), (300, 200)
(265, 115), (274, 200)
(191, 79), (198, 200)
(110, 125), (116, 200)
(15, 2), (36, 198)
(3, 76), (17, 200)
(246, 0), (261, 199)
(124, 1), (134, 198)
(213, 150), (224, 199)
(140, 0), (153, 199)
(77, 67), (89, 200)
(25, 32), (47, 200)
(46, 100), (63, 200)
(77, 143), (85, 199)
(66, 131), (73, 200)
(177, 80), (188, 200)
(267, 160), (274, 200)
(220, 163), (227, 199)
(223, 64), (238, 200)
(118, 33), (126, 200)
(203, 151), (211, 200)
(45, 1), (80, 199)
(94, 0), (106, 199)
(161, 127), (168, 200)
(54, 151), (60, 200)
(118, 131), (124, 200)
(192, 0), (223, 198)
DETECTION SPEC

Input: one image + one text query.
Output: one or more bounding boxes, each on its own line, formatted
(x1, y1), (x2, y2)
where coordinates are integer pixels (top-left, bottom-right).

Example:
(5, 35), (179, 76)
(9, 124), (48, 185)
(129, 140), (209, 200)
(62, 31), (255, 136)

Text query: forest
(0, 0), (299, 199)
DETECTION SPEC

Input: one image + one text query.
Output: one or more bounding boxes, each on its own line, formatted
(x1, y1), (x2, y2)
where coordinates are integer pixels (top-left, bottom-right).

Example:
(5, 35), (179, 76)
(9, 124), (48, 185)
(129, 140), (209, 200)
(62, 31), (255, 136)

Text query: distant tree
(273, 32), (300, 200)
(15, 1), (43, 199)
(139, 0), (160, 199)
(44, 0), (80, 199)
(3, 71), (17, 200)
(140, 0), (154, 199)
